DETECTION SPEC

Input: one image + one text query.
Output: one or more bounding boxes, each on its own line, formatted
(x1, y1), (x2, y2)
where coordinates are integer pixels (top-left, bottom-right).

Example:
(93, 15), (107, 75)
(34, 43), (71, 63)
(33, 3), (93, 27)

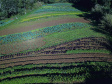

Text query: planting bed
(0, 61), (111, 84)
(0, 22), (91, 55)
(39, 37), (108, 55)
(0, 18), (89, 36)
(0, 53), (112, 68)
(0, 37), (111, 62)
(0, 37), (45, 54)
(33, 3), (81, 14)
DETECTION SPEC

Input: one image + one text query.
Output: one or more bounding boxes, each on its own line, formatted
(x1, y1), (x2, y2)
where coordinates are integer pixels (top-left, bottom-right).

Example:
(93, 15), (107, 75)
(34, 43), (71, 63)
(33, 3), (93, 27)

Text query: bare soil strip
(0, 18), (89, 36)
(0, 53), (112, 68)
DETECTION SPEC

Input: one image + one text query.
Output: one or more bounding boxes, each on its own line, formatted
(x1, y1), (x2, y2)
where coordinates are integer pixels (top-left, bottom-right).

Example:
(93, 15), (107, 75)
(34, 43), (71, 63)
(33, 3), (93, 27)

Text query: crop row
(0, 62), (111, 83)
(43, 3), (72, 6)
(34, 7), (80, 14)
(0, 67), (86, 79)
(0, 23), (91, 45)
(0, 62), (110, 73)
(0, 20), (14, 27)
(0, 37), (105, 58)
(21, 12), (83, 22)
(33, 3), (81, 14)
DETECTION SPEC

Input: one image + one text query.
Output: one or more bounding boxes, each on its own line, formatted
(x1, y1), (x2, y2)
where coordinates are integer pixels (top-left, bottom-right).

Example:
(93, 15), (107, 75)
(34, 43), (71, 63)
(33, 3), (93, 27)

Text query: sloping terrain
(0, 3), (112, 84)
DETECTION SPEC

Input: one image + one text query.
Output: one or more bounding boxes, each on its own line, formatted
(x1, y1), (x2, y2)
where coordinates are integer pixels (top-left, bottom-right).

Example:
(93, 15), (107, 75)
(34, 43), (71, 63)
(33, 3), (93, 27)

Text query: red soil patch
(0, 18), (89, 36)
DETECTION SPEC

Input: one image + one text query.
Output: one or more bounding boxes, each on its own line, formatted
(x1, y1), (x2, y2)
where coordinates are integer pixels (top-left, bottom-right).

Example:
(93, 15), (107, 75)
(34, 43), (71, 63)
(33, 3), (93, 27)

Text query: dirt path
(0, 18), (89, 36)
(0, 53), (111, 68)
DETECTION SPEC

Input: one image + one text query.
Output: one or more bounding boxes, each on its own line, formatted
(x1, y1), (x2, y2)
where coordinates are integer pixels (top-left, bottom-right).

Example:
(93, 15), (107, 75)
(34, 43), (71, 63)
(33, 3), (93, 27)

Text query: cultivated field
(0, 3), (112, 84)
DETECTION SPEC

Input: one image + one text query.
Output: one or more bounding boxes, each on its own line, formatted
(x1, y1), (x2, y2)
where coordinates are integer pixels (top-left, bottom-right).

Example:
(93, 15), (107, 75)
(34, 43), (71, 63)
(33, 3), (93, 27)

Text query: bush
(100, 13), (112, 34)
(100, 14), (112, 53)
(91, 4), (104, 21)
(91, 4), (111, 21)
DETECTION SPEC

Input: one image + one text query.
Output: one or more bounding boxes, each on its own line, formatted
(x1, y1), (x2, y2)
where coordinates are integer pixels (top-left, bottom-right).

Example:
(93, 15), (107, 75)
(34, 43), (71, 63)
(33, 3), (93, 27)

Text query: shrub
(91, 4), (111, 21)
(100, 13), (112, 53)
(100, 13), (112, 34)
(91, 4), (104, 21)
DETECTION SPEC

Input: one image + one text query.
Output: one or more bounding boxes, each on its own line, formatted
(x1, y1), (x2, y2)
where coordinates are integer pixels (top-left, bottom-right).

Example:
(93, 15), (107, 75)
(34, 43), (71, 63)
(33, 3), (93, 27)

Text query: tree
(0, 0), (18, 17)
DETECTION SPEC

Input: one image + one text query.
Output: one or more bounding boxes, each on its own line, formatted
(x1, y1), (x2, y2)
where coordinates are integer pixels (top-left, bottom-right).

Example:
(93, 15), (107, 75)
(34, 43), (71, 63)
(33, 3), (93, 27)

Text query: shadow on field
(69, 2), (112, 84)
(73, 62), (112, 84)
(84, 63), (112, 84)
(70, 2), (112, 54)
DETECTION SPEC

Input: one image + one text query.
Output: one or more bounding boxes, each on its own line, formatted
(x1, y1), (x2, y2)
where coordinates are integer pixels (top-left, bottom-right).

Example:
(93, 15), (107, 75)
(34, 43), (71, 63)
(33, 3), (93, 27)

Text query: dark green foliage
(1, 0), (18, 18)
(100, 14), (112, 52)
(0, 0), (39, 19)
(91, 4), (105, 21)
(100, 14), (112, 34)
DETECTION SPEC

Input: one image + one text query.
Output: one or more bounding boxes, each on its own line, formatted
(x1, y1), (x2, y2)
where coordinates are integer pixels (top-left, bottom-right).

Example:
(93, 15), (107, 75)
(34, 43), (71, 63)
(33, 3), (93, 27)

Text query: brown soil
(0, 37), (110, 60)
(0, 18), (89, 36)
(0, 53), (111, 68)
(38, 37), (109, 55)
(0, 37), (45, 54)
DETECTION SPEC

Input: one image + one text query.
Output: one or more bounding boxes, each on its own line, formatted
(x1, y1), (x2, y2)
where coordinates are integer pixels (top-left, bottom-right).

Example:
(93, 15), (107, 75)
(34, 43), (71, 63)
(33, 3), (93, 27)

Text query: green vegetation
(43, 27), (105, 48)
(66, 49), (111, 54)
(0, 62), (112, 83)
(0, 0), (43, 19)
(0, 1), (111, 55)
(0, 1), (112, 84)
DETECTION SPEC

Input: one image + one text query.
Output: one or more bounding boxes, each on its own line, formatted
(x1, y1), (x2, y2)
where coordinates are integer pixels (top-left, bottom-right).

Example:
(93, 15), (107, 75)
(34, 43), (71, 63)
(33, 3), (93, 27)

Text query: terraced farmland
(0, 2), (112, 84)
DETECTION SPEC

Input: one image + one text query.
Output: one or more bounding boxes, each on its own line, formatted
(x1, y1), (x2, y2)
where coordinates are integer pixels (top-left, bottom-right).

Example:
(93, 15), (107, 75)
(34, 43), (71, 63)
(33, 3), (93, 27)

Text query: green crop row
(33, 3), (81, 14)
(66, 49), (111, 54)
(0, 74), (85, 84)
(0, 67), (86, 80)
(0, 62), (112, 83)
(21, 12), (84, 22)
(0, 22), (91, 45)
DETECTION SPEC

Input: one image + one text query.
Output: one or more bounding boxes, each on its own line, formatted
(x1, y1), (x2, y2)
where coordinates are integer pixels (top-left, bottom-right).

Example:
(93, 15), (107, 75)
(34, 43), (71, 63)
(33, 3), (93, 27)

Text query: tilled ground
(0, 53), (112, 68)
(0, 37), (109, 60)
(0, 37), (46, 54)
(0, 37), (112, 68)
(39, 37), (109, 55)
(0, 18), (89, 36)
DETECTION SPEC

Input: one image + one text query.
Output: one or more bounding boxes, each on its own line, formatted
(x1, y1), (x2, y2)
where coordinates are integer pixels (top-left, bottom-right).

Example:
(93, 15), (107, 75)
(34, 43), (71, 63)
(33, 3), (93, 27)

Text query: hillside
(0, 2), (112, 84)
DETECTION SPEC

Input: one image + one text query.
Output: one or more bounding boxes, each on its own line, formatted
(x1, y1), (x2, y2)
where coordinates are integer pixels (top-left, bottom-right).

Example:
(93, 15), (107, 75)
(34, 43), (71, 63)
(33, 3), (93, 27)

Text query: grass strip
(66, 49), (111, 54)
(20, 12), (85, 22)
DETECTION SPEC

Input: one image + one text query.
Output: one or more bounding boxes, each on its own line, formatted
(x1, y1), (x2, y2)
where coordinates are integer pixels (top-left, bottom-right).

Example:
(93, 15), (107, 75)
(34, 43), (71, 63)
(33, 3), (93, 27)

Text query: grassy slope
(43, 27), (105, 47)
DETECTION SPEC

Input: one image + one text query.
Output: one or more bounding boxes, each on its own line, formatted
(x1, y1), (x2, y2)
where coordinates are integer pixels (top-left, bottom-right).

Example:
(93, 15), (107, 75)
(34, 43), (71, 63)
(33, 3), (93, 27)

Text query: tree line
(0, 0), (40, 19)
(0, 0), (112, 20)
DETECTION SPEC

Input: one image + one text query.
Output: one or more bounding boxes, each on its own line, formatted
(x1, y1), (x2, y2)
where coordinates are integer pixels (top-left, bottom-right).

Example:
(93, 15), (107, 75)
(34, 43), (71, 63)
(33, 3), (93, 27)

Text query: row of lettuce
(0, 22), (91, 45)
(33, 3), (81, 14)
(0, 20), (14, 27)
